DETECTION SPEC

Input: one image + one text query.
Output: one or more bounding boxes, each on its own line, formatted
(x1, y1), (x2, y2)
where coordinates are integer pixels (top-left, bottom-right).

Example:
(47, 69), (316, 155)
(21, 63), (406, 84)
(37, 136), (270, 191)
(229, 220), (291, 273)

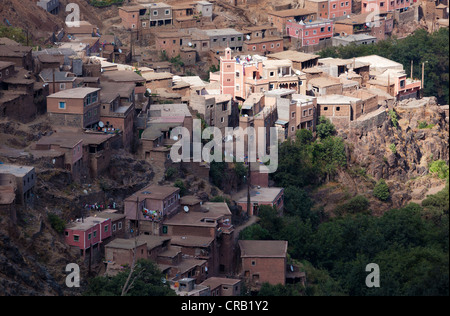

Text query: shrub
(429, 160), (449, 179)
(373, 179), (390, 201)
(389, 143), (397, 154)
(334, 195), (370, 216)
(174, 179), (187, 196)
(418, 121), (434, 129)
(388, 110), (398, 128)
(165, 167), (177, 179)
(48, 213), (66, 233)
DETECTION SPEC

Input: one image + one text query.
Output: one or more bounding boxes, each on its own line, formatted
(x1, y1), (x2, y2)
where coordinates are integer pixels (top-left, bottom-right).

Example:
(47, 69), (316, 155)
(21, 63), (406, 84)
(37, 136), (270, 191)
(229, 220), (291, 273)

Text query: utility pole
(411, 60), (413, 79)
(421, 62), (425, 90)
(246, 161), (251, 217)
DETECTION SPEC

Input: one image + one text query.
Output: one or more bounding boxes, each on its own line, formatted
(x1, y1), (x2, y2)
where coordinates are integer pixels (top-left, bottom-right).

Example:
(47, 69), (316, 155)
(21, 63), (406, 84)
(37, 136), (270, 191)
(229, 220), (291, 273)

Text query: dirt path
(233, 215), (259, 242)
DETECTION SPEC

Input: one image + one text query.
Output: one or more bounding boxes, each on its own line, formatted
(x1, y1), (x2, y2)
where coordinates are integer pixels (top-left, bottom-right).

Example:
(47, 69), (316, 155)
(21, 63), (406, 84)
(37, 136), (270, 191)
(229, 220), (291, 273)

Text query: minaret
(220, 47), (236, 97)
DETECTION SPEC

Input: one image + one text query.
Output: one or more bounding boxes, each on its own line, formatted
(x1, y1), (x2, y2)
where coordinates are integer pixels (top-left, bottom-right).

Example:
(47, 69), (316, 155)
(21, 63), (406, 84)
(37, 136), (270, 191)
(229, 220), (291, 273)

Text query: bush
(373, 179), (390, 201)
(418, 121), (434, 129)
(334, 195), (370, 216)
(429, 160), (449, 179)
(388, 110), (398, 128)
(174, 179), (187, 196)
(48, 213), (66, 234)
(316, 116), (336, 139)
(165, 167), (177, 180)
(389, 143), (397, 154)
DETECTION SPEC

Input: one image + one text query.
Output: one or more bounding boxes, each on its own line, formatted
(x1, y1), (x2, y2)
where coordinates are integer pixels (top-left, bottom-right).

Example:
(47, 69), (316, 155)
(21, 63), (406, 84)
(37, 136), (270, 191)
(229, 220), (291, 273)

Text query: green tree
(316, 116), (336, 139)
(373, 179), (390, 201)
(84, 259), (176, 296)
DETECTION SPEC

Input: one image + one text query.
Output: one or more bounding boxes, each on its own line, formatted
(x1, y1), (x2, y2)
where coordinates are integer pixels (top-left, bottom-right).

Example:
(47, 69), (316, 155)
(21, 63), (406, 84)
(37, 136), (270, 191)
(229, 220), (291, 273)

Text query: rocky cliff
(324, 97), (449, 213)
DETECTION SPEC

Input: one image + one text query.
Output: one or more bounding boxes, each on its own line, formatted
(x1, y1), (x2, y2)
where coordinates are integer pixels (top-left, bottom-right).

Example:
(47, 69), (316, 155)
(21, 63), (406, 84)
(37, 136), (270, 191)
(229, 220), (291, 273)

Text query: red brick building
(243, 37), (284, 54)
(286, 18), (333, 47)
(238, 240), (288, 289)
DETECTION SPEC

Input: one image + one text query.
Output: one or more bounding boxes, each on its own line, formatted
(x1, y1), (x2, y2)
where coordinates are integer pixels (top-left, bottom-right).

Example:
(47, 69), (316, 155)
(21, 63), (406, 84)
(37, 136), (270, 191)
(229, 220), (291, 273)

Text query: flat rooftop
(238, 240), (288, 258)
(267, 50), (319, 63)
(236, 187), (283, 203)
(47, 87), (100, 99)
(125, 185), (180, 202)
(66, 216), (109, 231)
(317, 94), (362, 104)
(0, 164), (34, 177)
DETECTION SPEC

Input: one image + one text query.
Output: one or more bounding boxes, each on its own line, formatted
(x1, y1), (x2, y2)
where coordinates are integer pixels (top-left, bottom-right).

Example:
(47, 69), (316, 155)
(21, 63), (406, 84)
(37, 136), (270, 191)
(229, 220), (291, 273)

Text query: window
(345, 1), (349, 6)
(65, 231), (69, 237)
(262, 45), (266, 49)
(142, 22), (146, 27)
(305, 31), (309, 36)
(231, 37), (235, 42)
(113, 224), (116, 232)
(221, 117), (225, 123)
(400, 79), (405, 88)
(252, 46), (256, 51)
(59, 102), (66, 109)
(73, 235), (79, 242)
(271, 43), (274, 48)
(88, 233), (91, 240)
(313, 30), (317, 35)
(153, 10), (158, 16)
(320, 27), (325, 32)
(332, 4), (336, 8)
(165, 9), (170, 15)
(341, 2), (344, 7)
(328, 26), (331, 32)
(291, 112), (295, 118)
(324, 106), (328, 111)
(118, 222), (122, 230)
(336, 106), (341, 111)
(93, 231), (97, 237)
(104, 225), (108, 232)
(60, 83), (66, 90)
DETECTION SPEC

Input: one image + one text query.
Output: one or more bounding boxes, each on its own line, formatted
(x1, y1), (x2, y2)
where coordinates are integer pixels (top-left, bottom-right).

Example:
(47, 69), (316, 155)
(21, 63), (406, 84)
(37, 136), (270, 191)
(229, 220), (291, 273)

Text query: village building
(0, 164), (36, 207)
(361, 0), (412, 13)
(97, 209), (127, 239)
(161, 202), (235, 276)
(267, 8), (317, 34)
(243, 37), (284, 55)
(124, 184), (181, 235)
(238, 240), (288, 289)
(334, 11), (394, 41)
(99, 81), (136, 151)
(266, 50), (320, 71)
(235, 187), (284, 216)
(36, 0), (60, 15)
(39, 69), (77, 94)
(355, 55), (422, 100)
(46, 87), (101, 129)
(64, 216), (112, 260)
(332, 34), (378, 46)
(286, 18), (334, 47)
(316, 94), (364, 128)
(0, 45), (33, 71)
(272, 91), (317, 140)
(200, 277), (242, 296)
(0, 61), (39, 123)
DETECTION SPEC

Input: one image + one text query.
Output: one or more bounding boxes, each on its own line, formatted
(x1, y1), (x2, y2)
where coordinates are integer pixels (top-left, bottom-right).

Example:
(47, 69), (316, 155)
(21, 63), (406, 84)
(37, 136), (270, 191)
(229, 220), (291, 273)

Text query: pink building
(218, 48), (302, 100)
(64, 216), (112, 257)
(286, 19), (333, 47)
(329, 0), (353, 19)
(361, 0), (412, 13)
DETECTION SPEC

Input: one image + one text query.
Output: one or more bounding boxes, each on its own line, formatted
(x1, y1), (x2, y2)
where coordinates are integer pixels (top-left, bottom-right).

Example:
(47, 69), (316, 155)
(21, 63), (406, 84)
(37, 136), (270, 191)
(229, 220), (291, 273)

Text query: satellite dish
(246, 35), (251, 40)
(98, 121), (104, 128)
(188, 42), (193, 46)
(172, 135), (179, 141)
(118, 49), (122, 53)
(184, 206), (189, 213)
